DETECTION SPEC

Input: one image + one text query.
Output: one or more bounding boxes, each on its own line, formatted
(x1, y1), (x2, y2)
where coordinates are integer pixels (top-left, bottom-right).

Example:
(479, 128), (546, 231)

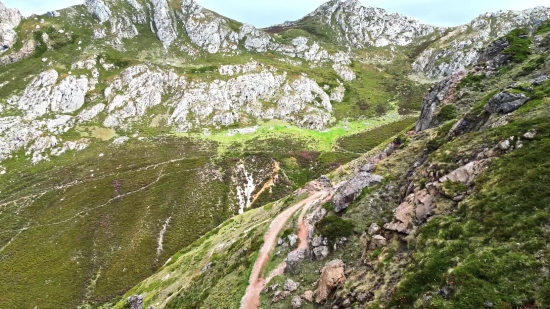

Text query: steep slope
(266, 0), (441, 48)
(113, 23), (550, 309)
(414, 7), (550, 77)
(0, 0), (550, 308)
(0, 0), (427, 167)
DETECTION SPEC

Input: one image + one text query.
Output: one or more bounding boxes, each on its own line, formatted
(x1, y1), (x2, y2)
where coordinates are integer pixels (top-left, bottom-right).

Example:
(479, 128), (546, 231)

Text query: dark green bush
(337, 118), (416, 154)
(32, 31), (47, 58)
(516, 56), (546, 77)
(535, 19), (550, 35)
(316, 215), (355, 243)
(189, 65), (218, 74)
(437, 105), (457, 122)
(458, 74), (484, 89)
(503, 28), (532, 63)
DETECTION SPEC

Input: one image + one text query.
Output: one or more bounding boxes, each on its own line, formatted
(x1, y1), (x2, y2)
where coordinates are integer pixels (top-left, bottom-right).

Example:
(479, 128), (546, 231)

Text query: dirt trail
(240, 191), (325, 309)
(264, 195), (317, 283)
(249, 161), (281, 208)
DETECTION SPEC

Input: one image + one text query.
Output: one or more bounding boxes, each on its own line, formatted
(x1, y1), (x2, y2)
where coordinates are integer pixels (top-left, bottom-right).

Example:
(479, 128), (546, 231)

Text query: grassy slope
(0, 137), (234, 308)
(0, 3), (440, 309)
(109, 29), (550, 309)
(0, 112), (421, 308)
(106, 123), (419, 309)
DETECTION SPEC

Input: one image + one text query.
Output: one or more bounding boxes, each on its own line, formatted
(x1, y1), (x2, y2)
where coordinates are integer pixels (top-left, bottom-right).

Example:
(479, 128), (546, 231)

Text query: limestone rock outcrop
(314, 259), (346, 304)
(85, 0), (112, 23)
(414, 7), (550, 78)
(416, 71), (465, 132)
(332, 164), (383, 212)
(302, 0), (439, 48)
(103, 64), (333, 131)
(0, 1), (22, 50)
(485, 91), (530, 114)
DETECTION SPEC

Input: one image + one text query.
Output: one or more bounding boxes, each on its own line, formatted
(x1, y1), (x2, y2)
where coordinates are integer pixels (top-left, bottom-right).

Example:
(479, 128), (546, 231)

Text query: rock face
(476, 37), (512, 73)
(384, 196), (415, 234)
(368, 223), (380, 235)
(0, 39), (35, 65)
(415, 71), (464, 132)
(370, 235), (387, 248)
(284, 278), (298, 292)
(0, 68), (99, 163)
(272, 290), (290, 303)
(332, 164), (383, 212)
(311, 236), (330, 260)
(414, 7), (550, 78)
(286, 248), (308, 270)
(301, 0), (439, 48)
(302, 290), (314, 302)
(0, 1), (22, 50)
(8, 70), (90, 117)
(85, 0), (112, 23)
(385, 159), (492, 233)
(127, 295), (143, 309)
(103, 64), (333, 131)
(152, 0), (177, 47)
(0, 56), (339, 166)
(291, 295), (302, 308)
(314, 259), (346, 304)
(439, 160), (491, 186)
(485, 91), (530, 114)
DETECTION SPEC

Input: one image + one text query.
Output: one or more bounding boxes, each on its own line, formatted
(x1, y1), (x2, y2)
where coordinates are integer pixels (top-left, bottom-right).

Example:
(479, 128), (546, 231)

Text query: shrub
(441, 180), (467, 197)
(337, 118), (416, 154)
(375, 103), (389, 115)
(535, 19), (550, 35)
(457, 74), (484, 89)
(32, 31), (47, 58)
(437, 105), (457, 122)
(315, 215), (355, 243)
(503, 28), (532, 63)
(516, 55), (546, 77)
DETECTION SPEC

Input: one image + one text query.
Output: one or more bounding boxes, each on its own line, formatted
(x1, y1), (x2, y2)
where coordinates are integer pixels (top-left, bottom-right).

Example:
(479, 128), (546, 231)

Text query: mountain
(0, 0), (549, 308)
(113, 23), (550, 309)
(268, 0), (441, 48)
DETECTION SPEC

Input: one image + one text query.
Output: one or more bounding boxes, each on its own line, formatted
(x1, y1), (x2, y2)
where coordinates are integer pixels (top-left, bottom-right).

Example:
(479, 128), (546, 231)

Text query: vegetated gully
(241, 190), (329, 309)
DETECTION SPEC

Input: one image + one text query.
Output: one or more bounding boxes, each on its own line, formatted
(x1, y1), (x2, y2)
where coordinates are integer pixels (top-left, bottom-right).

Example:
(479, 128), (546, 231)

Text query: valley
(0, 0), (549, 308)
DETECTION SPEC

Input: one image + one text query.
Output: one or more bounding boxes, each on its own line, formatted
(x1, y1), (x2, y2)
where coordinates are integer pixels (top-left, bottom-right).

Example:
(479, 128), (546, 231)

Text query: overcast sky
(3, 0), (549, 28)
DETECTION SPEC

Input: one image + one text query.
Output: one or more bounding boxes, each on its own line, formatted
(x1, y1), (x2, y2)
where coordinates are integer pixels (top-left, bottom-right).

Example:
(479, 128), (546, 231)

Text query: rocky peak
(414, 6), (550, 78)
(302, 0), (440, 47)
(85, 0), (112, 23)
(0, 1), (23, 50)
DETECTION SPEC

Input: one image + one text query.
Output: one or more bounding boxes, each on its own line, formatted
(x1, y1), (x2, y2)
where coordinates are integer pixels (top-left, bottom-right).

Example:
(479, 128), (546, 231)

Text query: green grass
(503, 28), (532, 63)
(179, 114), (411, 155)
(0, 137), (240, 308)
(0, 114), (421, 308)
(535, 19), (550, 35)
(390, 117), (550, 308)
(336, 117), (416, 154)
(458, 73), (484, 90)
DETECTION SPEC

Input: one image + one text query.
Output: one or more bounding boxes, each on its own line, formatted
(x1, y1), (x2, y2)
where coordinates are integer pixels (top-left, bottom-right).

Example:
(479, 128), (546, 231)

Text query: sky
(3, 0), (549, 28)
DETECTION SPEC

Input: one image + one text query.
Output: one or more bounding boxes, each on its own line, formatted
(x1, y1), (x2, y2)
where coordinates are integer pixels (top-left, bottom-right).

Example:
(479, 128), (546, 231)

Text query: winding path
(240, 191), (326, 309)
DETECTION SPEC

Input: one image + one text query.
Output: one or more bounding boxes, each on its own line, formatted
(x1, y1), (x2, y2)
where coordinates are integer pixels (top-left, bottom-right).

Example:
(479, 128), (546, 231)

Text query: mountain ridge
(0, 0), (549, 308)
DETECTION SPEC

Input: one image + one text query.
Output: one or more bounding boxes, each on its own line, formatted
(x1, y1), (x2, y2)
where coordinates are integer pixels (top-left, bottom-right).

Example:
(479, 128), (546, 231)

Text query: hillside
(0, 0), (549, 308)
(113, 21), (550, 309)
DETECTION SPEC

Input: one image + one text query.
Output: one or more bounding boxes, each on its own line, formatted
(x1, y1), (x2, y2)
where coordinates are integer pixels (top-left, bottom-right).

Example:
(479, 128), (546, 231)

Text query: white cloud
(2, 0), (549, 28)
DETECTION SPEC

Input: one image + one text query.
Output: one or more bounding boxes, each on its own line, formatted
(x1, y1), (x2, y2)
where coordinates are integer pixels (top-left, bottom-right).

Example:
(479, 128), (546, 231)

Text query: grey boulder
(485, 91), (529, 114)
(332, 165), (383, 212)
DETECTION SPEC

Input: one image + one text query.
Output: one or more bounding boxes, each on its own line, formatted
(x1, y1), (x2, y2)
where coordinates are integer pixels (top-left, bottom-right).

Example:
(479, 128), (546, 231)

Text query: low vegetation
(337, 118), (416, 154)
(316, 215), (356, 243)
(504, 28), (533, 63)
